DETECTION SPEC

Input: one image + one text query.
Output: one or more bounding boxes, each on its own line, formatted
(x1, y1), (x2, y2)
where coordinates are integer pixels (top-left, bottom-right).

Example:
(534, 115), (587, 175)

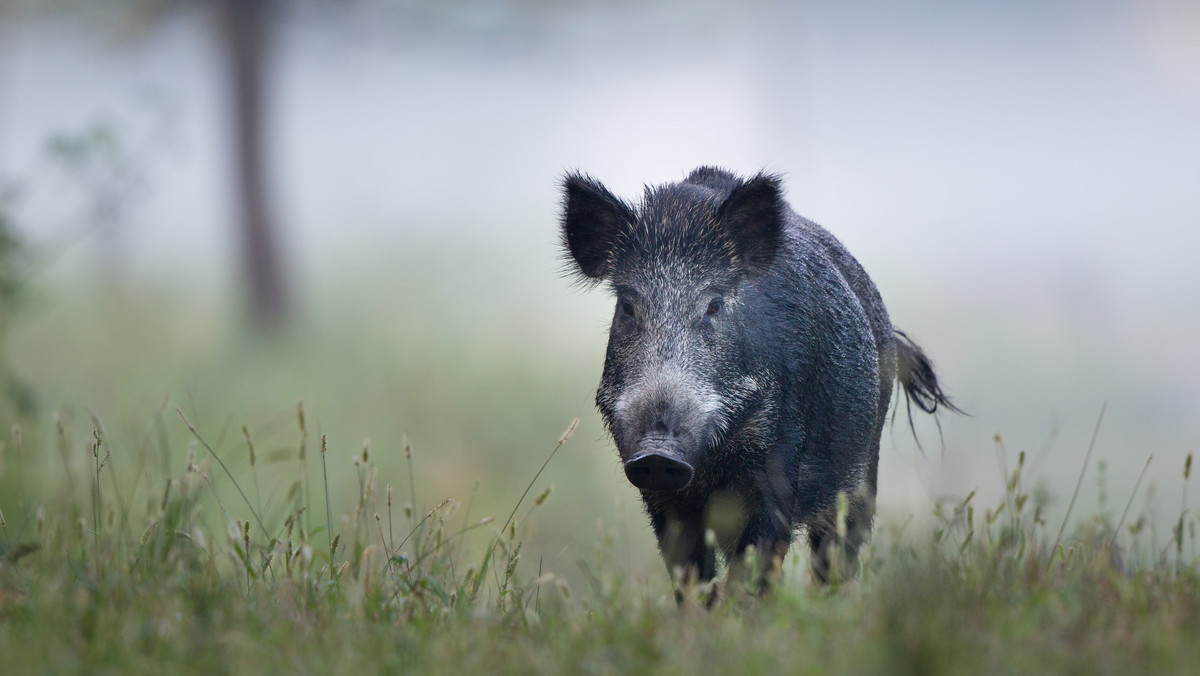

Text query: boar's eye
(618, 299), (636, 319)
(705, 298), (724, 317)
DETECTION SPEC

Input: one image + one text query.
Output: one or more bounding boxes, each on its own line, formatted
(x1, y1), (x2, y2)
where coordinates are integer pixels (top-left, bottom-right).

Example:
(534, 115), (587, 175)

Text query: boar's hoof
(624, 452), (693, 491)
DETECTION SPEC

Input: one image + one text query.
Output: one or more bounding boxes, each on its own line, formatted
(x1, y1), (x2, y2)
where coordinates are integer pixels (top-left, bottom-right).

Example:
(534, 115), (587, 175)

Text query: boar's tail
(893, 330), (963, 442)
(894, 330), (959, 415)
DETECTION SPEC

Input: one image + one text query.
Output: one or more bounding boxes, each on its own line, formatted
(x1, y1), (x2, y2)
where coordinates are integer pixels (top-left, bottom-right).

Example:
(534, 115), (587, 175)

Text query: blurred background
(0, 0), (1197, 578)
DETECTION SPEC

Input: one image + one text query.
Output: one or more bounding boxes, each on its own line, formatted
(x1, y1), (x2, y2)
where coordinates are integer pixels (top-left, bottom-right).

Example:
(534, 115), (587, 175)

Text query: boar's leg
(649, 508), (717, 585)
(807, 493), (875, 584)
(728, 520), (794, 592)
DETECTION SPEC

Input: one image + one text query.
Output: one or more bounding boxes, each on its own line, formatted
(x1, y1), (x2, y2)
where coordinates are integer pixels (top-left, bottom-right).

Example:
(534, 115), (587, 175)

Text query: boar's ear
(717, 173), (785, 277)
(560, 172), (635, 281)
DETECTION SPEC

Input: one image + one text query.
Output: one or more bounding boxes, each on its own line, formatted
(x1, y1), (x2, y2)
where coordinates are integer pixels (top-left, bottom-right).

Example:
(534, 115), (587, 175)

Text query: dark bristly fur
(893, 329), (963, 452)
(894, 330), (960, 416)
(559, 166), (958, 588)
(559, 172), (637, 285)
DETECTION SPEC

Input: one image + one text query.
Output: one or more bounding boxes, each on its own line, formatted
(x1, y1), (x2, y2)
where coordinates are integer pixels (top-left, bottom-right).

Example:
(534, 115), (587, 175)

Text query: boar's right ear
(717, 173), (785, 278)
(560, 172), (635, 281)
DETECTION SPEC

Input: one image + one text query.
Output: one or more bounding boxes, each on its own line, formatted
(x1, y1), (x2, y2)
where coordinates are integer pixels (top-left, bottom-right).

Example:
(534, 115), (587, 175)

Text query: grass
(1, 265), (1198, 674)
(2, 392), (1200, 675)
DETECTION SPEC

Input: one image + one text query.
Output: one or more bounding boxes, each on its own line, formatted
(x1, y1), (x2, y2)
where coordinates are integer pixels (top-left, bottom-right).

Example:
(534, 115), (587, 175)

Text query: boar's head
(560, 169), (785, 493)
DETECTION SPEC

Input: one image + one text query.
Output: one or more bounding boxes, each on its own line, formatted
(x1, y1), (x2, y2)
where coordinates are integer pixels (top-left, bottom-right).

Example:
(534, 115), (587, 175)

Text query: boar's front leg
(725, 457), (799, 590)
(807, 493), (875, 584)
(729, 499), (795, 591)
(648, 505), (717, 585)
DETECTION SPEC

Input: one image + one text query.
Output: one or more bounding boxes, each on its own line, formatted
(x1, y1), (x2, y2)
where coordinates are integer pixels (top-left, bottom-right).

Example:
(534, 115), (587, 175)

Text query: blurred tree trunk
(223, 0), (288, 328)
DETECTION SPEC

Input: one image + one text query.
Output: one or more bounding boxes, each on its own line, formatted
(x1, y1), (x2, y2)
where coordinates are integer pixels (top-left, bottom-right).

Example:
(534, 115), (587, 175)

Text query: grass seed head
(174, 406), (196, 434)
(558, 417), (580, 445)
(140, 520), (157, 544)
(505, 544), (521, 574)
(534, 485), (553, 507)
(361, 438), (370, 464)
(242, 426), (256, 467)
(1186, 452), (1193, 481)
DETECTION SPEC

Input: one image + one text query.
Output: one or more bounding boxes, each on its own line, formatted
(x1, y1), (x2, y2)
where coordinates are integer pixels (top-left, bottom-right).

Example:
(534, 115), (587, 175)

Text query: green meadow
(2, 254), (1199, 675)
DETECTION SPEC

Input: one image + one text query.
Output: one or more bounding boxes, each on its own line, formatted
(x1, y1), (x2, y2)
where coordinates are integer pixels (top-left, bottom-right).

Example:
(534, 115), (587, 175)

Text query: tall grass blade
(176, 406), (268, 535)
(1048, 401), (1106, 573)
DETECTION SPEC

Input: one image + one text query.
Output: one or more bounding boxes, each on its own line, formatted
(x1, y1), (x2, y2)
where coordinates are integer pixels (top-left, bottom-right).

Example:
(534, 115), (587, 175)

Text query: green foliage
(2, 394), (1200, 674)
(0, 403), (576, 672)
(0, 206), (20, 303)
(0, 199), (34, 417)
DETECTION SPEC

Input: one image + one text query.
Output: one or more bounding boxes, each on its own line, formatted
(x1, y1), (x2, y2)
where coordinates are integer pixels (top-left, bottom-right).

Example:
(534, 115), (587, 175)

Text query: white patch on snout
(613, 367), (727, 436)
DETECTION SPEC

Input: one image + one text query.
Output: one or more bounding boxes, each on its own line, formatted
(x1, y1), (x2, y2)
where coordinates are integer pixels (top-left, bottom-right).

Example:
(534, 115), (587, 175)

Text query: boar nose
(624, 444), (693, 492)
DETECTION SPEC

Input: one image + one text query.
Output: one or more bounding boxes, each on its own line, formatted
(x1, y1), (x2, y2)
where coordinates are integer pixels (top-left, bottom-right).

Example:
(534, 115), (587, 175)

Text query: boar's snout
(624, 438), (694, 492)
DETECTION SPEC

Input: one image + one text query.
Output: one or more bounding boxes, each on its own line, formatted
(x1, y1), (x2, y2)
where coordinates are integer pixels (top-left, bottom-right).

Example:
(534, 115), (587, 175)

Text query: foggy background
(1, 0), (1198, 577)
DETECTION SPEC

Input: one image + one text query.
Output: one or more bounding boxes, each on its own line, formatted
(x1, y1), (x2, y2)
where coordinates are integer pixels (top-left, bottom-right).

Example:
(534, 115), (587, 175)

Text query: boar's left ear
(560, 172), (636, 282)
(717, 173), (785, 277)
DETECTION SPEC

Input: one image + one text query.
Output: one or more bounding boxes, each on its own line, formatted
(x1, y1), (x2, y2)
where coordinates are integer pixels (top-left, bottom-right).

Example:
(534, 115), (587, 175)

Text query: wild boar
(560, 166), (956, 584)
